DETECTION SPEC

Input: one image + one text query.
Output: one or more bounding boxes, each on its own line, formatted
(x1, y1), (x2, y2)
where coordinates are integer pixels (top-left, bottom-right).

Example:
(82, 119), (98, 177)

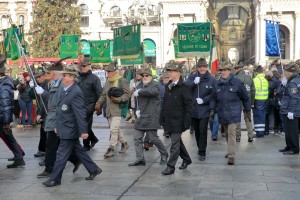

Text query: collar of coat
(167, 76), (184, 87)
(218, 74), (234, 86)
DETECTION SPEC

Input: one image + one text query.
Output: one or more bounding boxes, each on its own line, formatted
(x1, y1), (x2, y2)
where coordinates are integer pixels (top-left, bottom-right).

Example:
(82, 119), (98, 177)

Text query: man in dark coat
(0, 54), (25, 168)
(78, 59), (103, 151)
(186, 58), (216, 161)
(160, 61), (192, 175)
(210, 63), (251, 165)
(43, 65), (102, 187)
(128, 68), (168, 166)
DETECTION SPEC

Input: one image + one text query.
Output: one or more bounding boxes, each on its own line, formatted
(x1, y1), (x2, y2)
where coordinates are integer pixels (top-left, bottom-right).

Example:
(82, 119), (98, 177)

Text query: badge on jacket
(291, 88), (298, 94)
(62, 104), (68, 111)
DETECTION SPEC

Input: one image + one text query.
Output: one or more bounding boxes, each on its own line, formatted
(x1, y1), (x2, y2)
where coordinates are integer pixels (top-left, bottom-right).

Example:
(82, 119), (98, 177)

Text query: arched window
(111, 6), (121, 17)
(19, 15), (25, 25)
(1, 15), (7, 29)
(80, 4), (89, 27)
(279, 29), (286, 59)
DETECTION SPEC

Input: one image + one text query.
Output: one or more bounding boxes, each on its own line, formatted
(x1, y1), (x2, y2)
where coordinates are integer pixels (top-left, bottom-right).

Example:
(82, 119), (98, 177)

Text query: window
(80, 4), (89, 27)
(148, 5), (156, 15)
(229, 29), (237, 40)
(1, 15), (7, 29)
(280, 29), (286, 59)
(111, 6), (121, 17)
(19, 15), (25, 25)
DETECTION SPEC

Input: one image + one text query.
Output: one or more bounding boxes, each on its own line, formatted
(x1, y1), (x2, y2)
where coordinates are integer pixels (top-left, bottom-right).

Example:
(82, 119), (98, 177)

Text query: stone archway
(279, 25), (290, 59)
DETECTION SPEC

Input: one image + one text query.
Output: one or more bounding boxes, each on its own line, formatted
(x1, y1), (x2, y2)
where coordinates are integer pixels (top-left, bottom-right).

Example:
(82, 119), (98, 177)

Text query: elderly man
(210, 63), (251, 165)
(128, 68), (168, 166)
(160, 62), (192, 175)
(186, 58), (216, 161)
(96, 62), (130, 158)
(43, 65), (102, 187)
(279, 62), (300, 155)
(78, 58), (103, 151)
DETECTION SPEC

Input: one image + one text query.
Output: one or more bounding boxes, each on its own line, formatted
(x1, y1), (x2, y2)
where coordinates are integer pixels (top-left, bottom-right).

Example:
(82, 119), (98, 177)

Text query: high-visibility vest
(150, 67), (158, 81)
(253, 73), (269, 100)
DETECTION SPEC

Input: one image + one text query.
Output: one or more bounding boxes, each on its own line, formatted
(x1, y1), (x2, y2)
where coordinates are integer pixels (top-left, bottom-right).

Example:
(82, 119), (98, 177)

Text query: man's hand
(81, 133), (89, 139)
(134, 89), (140, 97)
(110, 97), (119, 104)
(209, 110), (215, 122)
(35, 86), (44, 95)
(288, 112), (294, 120)
(194, 77), (200, 84)
(3, 124), (12, 133)
(245, 111), (252, 122)
(54, 128), (57, 133)
(36, 115), (42, 122)
(95, 102), (101, 113)
(196, 98), (203, 105)
(29, 80), (34, 88)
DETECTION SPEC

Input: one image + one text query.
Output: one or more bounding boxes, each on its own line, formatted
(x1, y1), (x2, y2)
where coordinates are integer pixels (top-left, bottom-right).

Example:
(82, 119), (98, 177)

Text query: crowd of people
(1, 53), (300, 186)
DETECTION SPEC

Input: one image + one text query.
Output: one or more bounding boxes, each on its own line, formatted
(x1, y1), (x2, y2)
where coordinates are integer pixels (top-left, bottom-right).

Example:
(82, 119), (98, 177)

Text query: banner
(209, 36), (219, 74)
(120, 50), (144, 65)
(266, 20), (280, 57)
(172, 37), (181, 58)
(113, 24), (141, 59)
(7, 26), (20, 60)
(90, 40), (111, 64)
(59, 35), (79, 59)
(143, 39), (156, 57)
(177, 22), (211, 57)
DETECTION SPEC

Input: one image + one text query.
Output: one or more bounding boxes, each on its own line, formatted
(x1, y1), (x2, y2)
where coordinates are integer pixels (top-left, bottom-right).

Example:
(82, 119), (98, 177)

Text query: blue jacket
(0, 76), (14, 124)
(186, 71), (216, 118)
(210, 74), (251, 124)
(280, 74), (300, 117)
(56, 84), (87, 139)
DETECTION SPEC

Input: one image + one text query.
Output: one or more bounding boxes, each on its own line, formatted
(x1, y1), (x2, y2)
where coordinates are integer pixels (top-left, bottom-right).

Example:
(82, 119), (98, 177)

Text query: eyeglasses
(142, 74), (150, 77)
(80, 65), (88, 68)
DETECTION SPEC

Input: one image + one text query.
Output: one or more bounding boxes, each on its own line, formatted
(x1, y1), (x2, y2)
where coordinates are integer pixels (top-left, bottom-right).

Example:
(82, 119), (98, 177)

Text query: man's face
(142, 73), (152, 84)
(220, 69), (231, 79)
(107, 70), (117, 78)
(284, 70), (292, 79)
(233, 67), (240, 75)
(36, 75), (44, 84)
(162, 76), (170, 84)
(62, 73), (75, 86)
(167, 70), (180, 82)
(80, 65), (90, 73)
(197, 65), (208, 75)
(136, 73), (142, 80)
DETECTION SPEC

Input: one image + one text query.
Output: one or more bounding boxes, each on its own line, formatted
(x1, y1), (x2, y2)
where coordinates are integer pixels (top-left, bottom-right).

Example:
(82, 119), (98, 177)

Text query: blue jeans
(19, 99), (33, 125)
(210, 114), (219, 138)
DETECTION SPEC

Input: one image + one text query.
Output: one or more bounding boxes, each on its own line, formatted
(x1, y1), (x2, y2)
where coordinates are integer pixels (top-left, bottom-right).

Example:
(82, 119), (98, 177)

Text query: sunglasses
(142, 74), (150, 77)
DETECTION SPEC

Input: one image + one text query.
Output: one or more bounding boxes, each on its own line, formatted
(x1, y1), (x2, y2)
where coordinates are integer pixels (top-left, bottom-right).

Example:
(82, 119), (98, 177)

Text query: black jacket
(78, 70), (103, 113)
(160, 77), (192, 133)
(56, 84), (87, 139)
(0, 76), (14, 124)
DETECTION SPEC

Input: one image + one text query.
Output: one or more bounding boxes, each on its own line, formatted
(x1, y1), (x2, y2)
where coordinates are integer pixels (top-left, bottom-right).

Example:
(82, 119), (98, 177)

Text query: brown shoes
(119, 142), (129, 153)
(104, 147), (114, 158)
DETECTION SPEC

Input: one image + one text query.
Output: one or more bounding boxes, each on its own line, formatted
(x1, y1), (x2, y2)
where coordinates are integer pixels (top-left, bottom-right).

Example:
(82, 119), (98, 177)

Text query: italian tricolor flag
(209, 38), (219, 74)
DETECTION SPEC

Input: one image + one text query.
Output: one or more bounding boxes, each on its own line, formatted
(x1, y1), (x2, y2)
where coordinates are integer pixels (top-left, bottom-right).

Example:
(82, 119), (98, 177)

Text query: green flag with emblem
(7, 26), (20, 60)
(113, 24), (141, 59)
(90, 40), (111, 64)
(59, 35), (79, 59)
(177, 22), (211, 57)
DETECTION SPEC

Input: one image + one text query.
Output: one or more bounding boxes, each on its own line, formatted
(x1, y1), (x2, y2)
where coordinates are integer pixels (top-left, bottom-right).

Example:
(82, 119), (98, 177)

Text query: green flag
(172, 37), (181, 59)
(177, 22), (211, 57)
(7, 27), (20, 60)
(113, 24), (141, 59)
(120, 50), (144, 66)
(2, 29), (10, 58)
(59, 35), (79, 59)
(90, 40), (111, 64)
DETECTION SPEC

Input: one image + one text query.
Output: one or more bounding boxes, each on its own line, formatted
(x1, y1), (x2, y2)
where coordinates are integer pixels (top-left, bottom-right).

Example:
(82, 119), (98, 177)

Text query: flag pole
(8, 17), (48, 114)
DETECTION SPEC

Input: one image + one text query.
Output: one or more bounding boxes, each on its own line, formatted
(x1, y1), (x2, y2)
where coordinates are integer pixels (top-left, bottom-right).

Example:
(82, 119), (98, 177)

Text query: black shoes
(283, 151), (299, 155)
(85, 168), (102, 180)
(128, 160), (146, 166)
(212, 137), (217, 141)
(8, 157), (16, 161)
(84, 145), (91, 151)
(162, 166), (175, 175)
(73, 161), (82, 173)
(7, 159), (25, 168)
(91, 139), (99, 148)
(279, 148), (290, 152)
(179, 161), (192, 170)
(34, 151), (45, 157)
(160, 155), (168, 165)
(43, 180), (61, 187)
(199, 155), (206, 161)
(248, 137), (253, 143)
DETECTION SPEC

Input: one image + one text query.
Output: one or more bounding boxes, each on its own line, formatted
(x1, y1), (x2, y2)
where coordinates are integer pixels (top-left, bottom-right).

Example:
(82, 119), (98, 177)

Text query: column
(259, 12), (266, 65)
(255, 10), (260, 64)
(294, 12), (300, 60)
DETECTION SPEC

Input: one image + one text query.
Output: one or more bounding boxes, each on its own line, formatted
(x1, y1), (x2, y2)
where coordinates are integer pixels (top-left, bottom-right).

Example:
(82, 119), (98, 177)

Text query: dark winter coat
(135, 80), (161, 130)
(0, 76), (14, 124)
(234, 70), (255, 106)
(56, 84), (87, 139)
(280, 74), (300, 117)
(210, 74), (251, 124)
(160, 77), (192, 133)
(185, 71), (216, 118)
(78, 70), (103, 114)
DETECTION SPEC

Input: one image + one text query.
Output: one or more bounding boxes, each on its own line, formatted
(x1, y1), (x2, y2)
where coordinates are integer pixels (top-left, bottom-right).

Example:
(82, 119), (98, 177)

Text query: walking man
(160, 62), (192, 175)
(128, 68), (168, 166)
(43, 65), (102, 187)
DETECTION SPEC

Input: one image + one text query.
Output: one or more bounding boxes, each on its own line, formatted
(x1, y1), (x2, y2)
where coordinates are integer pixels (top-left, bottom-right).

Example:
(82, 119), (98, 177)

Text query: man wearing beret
(160, 61), (192, 175)
(210, 63), (251, 165)
(43, 65), (101, 187)
(128, 68), (168, 166)
(96, 62), (130, 158)
(279, 62), (300, 155)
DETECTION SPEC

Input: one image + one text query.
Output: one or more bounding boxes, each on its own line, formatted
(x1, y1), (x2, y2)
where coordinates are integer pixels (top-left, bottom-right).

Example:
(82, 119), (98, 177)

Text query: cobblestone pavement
(1, 116), (300, 200)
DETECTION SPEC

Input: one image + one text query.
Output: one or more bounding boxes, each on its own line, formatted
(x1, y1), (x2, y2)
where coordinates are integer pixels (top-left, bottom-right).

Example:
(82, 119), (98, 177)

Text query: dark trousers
(19, 99), (33, 125)
(50, 138), (100, 183)
(192, 117), (209, 156)
(167, 132), (191, 168)
(83, 112), (98, 147)
(38, 121), (47, 152)
(45, 131), (79, 173)
(253, 108), (266, 137)
(13, 100), (20, 118)
(0, 125), (23, 159)
(283, 116), (299, 153)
